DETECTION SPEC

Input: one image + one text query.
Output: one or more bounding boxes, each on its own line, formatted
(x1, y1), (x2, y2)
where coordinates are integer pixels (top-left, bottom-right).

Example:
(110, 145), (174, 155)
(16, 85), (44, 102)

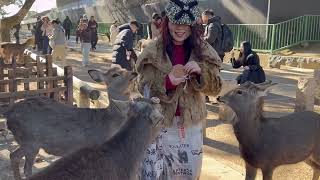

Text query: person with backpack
(202, 9), (233, 62)
(230, 41), (266, 84)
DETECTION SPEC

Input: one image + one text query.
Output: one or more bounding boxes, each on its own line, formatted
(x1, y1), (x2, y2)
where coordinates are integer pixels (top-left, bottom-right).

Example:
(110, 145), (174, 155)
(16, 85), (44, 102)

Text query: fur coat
(136, 39), (222, 127)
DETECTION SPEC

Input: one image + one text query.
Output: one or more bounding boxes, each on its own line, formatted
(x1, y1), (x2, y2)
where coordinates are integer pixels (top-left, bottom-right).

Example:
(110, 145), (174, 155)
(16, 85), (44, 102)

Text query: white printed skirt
(140, 117), (203, 180)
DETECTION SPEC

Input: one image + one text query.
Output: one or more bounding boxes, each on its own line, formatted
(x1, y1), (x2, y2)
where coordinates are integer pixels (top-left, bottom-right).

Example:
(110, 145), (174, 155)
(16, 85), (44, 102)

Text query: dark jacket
(80, 27), (91, 43)
(35, 20), (43, 35)
(118, 24), (131, 33)
(112, 29), (134, 70)
(231, 52), (266, 84)
(204, 16), (224, 56)
(88, 20), (98, 32)
(63, 18), (72, 30)
(34, 21), (42, 43)
(88, 20), (98, 42)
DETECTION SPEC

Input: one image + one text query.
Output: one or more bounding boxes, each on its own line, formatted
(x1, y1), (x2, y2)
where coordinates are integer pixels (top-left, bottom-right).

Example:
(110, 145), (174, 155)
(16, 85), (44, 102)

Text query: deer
(217, 81), (320, 180)
(4, 65), (142, 180)
(0, 37), (35, 63)
(27, 97), (164, 180)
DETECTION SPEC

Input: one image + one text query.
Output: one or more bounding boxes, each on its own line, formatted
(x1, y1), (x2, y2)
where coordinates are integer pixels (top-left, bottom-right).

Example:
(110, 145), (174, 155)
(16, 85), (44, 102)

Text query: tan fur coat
(136, 39), (222, 127)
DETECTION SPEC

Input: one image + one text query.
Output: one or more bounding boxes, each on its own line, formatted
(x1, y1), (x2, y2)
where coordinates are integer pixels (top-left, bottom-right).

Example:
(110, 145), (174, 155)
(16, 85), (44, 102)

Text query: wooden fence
(0, 54), (73, 107)
(24, 49), (107, 109)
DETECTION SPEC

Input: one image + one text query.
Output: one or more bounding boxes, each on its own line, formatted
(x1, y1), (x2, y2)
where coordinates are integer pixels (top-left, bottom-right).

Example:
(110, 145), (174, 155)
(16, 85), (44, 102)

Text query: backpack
(221, 24), (234, 52)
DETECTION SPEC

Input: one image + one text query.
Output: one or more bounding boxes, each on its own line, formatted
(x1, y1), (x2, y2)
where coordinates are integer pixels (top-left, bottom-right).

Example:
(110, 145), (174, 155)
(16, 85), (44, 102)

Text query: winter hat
(152, 13), (160, 20)
(165, 0), (200, 25)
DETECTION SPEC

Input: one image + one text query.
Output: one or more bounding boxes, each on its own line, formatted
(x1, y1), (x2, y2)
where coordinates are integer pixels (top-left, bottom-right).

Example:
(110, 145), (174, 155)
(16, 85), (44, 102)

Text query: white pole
(267, 0), (271, 24)
(265, 0), (271, 40)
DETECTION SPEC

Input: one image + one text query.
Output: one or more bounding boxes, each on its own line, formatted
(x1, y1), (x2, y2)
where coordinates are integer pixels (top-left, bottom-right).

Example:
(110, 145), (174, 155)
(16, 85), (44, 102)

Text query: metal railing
(229, 15), (320, 53)
(70, 15), (319, 53)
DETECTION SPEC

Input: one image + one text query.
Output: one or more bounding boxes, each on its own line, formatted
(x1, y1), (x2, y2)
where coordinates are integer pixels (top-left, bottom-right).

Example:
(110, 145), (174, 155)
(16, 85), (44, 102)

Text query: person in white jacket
(49, 20), (66, 66)
(109, 21), (119, 45)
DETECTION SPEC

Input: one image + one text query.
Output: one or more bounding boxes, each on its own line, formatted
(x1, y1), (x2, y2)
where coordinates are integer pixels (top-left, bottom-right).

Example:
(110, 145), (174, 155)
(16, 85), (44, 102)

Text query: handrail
(229, 15), (320, 53)
(274, 16), (304, 25)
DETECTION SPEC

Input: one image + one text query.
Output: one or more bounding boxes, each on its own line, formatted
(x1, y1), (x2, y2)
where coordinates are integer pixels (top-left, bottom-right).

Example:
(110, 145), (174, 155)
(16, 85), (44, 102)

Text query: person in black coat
(118, 23), (131, 33)
(230, 41), (266, 84)
(112, 21), (139, 71)
(63, 16), (73, 40)
(35, 16), (43, 51)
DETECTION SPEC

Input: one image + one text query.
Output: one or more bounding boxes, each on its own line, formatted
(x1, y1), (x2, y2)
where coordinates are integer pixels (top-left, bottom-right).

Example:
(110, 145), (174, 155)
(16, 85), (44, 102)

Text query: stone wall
(269, 55), (320, 69)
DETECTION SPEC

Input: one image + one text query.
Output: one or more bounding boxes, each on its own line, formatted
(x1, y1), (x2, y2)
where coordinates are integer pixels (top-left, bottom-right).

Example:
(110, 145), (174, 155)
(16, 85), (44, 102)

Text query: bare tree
(0, 0), (35, 42)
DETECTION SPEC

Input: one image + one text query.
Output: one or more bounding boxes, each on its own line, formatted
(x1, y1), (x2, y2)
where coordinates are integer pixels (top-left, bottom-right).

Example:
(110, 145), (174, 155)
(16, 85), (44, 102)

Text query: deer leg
(261, 167), (274, 180)
(10, 146), (25, 180)
(24, 148), (39, 178)
(245, 162), (257, 180)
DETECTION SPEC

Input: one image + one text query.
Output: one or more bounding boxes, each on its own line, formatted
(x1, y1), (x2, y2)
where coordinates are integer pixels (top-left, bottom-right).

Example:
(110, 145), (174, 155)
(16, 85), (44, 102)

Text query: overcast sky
(4, 0), (57, 16)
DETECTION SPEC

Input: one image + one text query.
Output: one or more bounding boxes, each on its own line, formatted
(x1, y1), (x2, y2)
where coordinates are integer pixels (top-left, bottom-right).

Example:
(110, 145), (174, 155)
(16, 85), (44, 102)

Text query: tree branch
(2, 0), (36, 27)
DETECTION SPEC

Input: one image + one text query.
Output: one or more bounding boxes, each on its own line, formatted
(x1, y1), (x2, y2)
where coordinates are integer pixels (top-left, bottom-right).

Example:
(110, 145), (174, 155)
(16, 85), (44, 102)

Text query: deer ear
(88, 70), (104, 83)
(256, 81), (277, 97)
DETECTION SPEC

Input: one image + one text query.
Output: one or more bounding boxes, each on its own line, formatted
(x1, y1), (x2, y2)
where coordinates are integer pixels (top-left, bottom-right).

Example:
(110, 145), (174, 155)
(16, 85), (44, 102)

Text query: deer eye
(112, 73), (120, 78)
(236, 90), (243, 95)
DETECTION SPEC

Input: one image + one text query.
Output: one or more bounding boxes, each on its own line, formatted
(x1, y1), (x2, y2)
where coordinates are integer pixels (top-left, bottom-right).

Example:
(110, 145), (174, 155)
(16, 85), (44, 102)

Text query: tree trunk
(0, 23), (11, 42)
(0, 0), (35, 42)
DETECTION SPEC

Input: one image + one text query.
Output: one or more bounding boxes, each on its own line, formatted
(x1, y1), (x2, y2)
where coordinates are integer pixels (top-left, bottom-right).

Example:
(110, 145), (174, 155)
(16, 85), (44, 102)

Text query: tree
(0, 0), (35, 42)
(0, 0), (23, 17)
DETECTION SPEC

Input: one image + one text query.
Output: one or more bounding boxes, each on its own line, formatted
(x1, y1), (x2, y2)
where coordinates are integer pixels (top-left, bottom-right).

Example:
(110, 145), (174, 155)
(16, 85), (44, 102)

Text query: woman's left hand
(243, 66), (250, 70)
(185, 61), (201, 75)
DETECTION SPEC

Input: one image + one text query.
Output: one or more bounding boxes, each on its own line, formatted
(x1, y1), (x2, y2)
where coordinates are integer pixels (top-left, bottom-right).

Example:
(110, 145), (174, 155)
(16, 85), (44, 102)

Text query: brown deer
(217, 81), (320, 180)
(4, 65), (140, 180)
(28, 97), (163, 180)
(0, 37), (35, 63)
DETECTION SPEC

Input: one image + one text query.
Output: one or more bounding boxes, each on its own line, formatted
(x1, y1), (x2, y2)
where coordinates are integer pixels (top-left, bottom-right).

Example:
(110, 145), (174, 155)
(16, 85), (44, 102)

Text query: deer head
(217, 81), (276, 124)
(88, 65), (138, 101)
(25, 37), (36, 49)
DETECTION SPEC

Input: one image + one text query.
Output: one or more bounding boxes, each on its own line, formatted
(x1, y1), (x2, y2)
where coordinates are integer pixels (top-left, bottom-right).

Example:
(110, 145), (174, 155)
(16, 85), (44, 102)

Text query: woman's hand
(243, 66), (250, 70)
(185, 61), (201, 75)
(126, 50), (132, 60)
(168, 70), (187, 86)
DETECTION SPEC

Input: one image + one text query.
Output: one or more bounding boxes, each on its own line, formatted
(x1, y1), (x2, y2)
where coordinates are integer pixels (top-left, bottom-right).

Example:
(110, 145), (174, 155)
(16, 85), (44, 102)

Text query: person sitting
(230, 41), (266, 84)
